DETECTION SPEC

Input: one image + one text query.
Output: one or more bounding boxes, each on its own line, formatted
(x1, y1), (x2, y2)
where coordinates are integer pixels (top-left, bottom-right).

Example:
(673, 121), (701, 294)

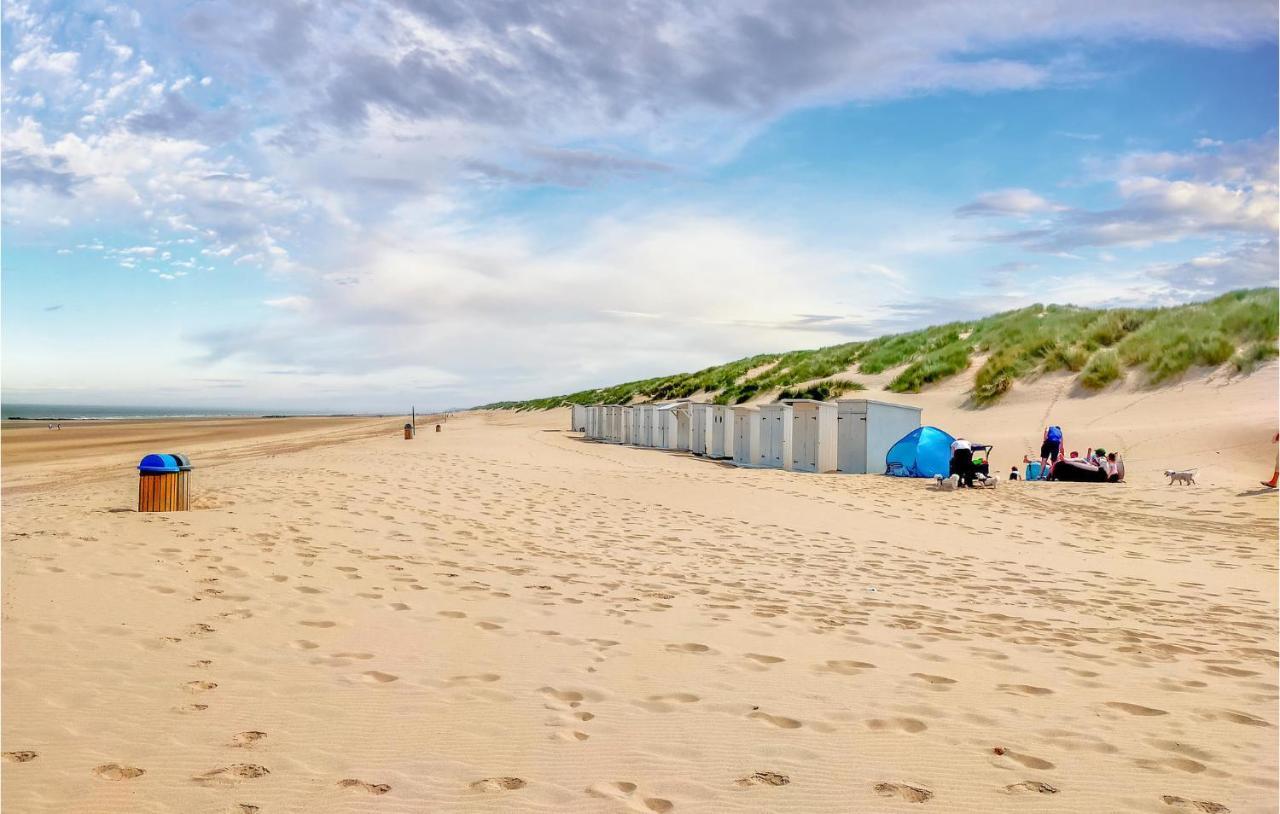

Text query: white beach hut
(836, 399), (923, 474)
(608, 405), (624, 443)
(571, 404), (587, 432)
(601, 405), (614, 441)
(656, 401), (692, 450)
(614, 407), (629, 445)
(785, 399), (837, 473)
(586, 405), (598, 438)
(641, 404), (657, 447)
(689, 403), (713, 456)
(630, 406), (644, 445)
(709, 404), (734, 459)
(732, 407), (759, 465)
(756, 403), (794, 470)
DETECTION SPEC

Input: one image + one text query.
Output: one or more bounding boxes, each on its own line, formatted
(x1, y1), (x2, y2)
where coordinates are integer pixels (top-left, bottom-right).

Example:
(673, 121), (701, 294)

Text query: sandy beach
(2, 369), (1277, 813)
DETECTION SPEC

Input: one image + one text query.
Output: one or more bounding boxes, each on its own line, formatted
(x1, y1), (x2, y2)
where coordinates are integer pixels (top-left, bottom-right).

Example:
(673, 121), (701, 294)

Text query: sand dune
(2, 370), (1276, 813)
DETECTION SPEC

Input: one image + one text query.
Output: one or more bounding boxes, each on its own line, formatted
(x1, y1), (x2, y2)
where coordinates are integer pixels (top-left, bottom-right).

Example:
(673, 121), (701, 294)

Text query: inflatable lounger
(1049, 459), (1108, 482)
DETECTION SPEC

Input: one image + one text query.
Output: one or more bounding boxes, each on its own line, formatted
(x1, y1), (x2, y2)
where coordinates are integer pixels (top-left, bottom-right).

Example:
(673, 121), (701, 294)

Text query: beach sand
(2, 369), (1277, 813)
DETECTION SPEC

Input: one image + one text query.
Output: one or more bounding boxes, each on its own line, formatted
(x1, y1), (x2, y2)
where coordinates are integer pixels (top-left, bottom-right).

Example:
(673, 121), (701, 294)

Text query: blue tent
(885, 426), (956, 478)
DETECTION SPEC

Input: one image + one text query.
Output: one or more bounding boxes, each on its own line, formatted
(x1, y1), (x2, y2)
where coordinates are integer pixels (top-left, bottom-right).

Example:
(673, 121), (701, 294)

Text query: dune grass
(1079, 348), (1123, 390)
(484, 288), (1278, 410)
(777, 379), (866, 401)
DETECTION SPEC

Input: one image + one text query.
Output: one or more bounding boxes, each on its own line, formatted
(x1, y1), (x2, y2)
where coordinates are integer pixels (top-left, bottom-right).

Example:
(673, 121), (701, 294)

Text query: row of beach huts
(570, 398), (921, 474)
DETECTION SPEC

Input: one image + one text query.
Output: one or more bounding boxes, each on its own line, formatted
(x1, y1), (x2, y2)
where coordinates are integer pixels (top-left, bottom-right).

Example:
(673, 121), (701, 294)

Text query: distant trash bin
(435, 424), (441, 433)
(137, 453), (191, 512)
(404, 423), (414, 440)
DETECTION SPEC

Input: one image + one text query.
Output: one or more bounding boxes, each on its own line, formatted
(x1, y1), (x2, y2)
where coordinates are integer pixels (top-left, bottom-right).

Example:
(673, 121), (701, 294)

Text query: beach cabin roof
(780, 398), (832, 406)
(835, 398), (922, 412)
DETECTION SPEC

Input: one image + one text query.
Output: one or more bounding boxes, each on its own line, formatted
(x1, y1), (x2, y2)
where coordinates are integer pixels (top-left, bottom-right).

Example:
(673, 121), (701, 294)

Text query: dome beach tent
(885, 426), (956, 478)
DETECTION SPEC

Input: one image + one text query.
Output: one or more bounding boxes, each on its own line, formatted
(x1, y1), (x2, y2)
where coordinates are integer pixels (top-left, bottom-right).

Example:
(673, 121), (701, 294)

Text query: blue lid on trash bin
(168, 453), (193, 471)
(138, 453), (179, 473)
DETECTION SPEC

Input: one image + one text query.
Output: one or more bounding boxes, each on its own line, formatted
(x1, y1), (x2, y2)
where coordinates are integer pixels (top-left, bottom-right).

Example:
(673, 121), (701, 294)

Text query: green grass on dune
(777, 378), (866, 401)
(483, 288), (1278, 410)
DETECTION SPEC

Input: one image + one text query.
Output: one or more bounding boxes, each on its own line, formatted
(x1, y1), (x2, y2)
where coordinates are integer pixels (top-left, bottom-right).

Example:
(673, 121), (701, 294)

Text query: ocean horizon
(0, 403), (368, 421)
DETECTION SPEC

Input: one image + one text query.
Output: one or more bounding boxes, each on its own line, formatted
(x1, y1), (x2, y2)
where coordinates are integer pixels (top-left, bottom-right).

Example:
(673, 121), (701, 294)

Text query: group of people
(1031, 424), (1123, 482)
(947, 424), (1125, 486)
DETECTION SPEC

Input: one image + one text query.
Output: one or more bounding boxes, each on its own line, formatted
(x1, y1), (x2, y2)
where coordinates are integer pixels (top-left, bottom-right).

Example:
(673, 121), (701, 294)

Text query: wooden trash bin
(138, 453), (191, 512)
(404, 423), (414, 440)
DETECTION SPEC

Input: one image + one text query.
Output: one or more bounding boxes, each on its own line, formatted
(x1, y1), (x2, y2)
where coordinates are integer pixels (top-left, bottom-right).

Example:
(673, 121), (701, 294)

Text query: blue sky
(3, 1), (1277, 411)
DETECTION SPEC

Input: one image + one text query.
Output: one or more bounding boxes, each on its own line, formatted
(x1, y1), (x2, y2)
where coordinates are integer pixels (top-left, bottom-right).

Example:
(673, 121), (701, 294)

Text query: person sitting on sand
(1040, 425), (1063, 470)
(1106, 452), (1124, 483)
(950, 437), (975, 488)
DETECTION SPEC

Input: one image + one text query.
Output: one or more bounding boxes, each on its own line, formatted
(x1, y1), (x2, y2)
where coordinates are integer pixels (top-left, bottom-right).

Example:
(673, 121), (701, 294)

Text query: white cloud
(195, 213), (911, 402)
(956, 188), (1066, 217)
(264, 295), (312, 311)
(969, 136), (1278, 251)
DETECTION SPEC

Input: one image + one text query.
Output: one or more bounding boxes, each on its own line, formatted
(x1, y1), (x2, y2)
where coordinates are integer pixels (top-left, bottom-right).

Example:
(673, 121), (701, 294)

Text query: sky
(2, 1), (1278, 412)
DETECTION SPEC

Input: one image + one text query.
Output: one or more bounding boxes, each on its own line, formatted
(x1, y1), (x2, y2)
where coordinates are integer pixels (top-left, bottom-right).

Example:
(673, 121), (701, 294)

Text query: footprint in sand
(866, 717), (928, 733)
(554, 729), (590, 741)
(292, 640), (320, 650)
(337, 778), (391, 795)
(1003, 781), (1059, 794)
(438, 611), (467, 618)
(231, 731), (266, 748)
(748, 711), (802, 729)
(875, 781), (933, 803)
(1106, 701), (1168, 716)
(585, 781), (671, 811)
(193, 764), (271, 785)
(232, 805), (260, 813)
(991, 747), (1055, 770)
(300, 620), (337, 628)
(448, 673), (501, 685)
(93, 763), (146, 780)
(821, 660), (876, 675)
(1199, 709), (1270, 727)
(744, 653), (785, 664)
(470, 776), (527, 792)
(666, 642), (713, 654)
(174, 703), (209, 713)
(587, 781), (639, 799)
(183, 680), (218, 693)
(1160, 795), (1229, 813)
(1140, 755), (1210, 773)
(998, 684), (1054, 696)
(361, 671), (399, 684)
(3, 751), (37, 763)
(540, 687), (589, 705)
(910, 673), (956, 689)
(736, 771), (790, 786)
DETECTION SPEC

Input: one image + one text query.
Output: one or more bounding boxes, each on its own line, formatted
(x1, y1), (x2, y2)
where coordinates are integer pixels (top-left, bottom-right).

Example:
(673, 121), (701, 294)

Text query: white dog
(1164, 469), (1197, 486)
(933, 474), (960, 491)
